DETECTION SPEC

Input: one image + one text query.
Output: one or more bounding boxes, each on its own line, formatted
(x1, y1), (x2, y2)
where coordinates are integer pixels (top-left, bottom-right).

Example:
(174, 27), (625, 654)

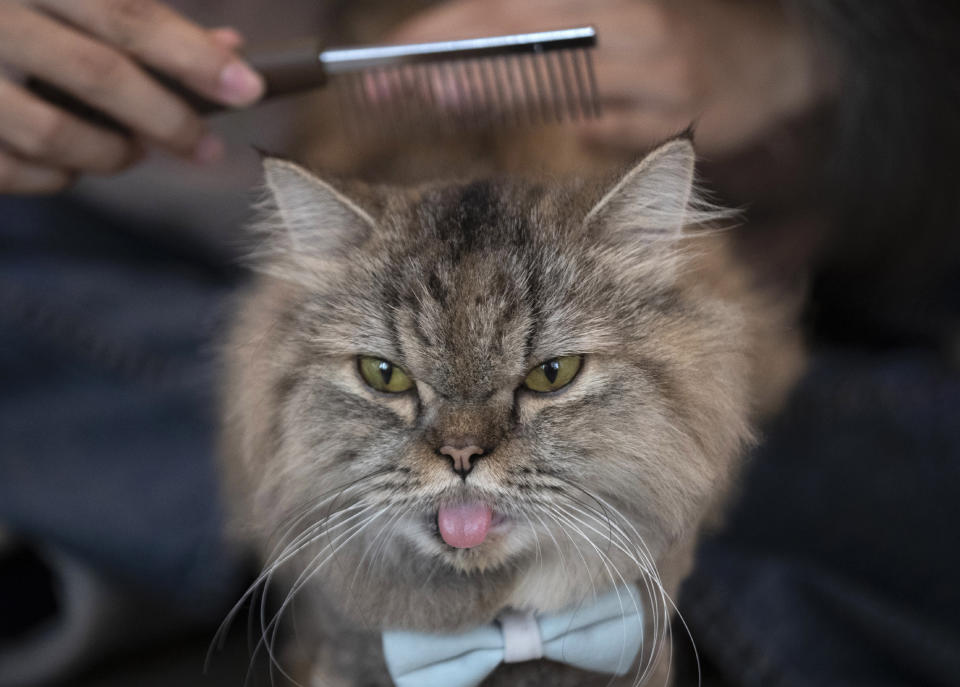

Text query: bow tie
(382, 584), (644, 687)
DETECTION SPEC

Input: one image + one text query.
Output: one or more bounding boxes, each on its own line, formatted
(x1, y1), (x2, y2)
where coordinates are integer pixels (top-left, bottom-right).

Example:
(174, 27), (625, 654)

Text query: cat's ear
(583, 138), (698, 241)
(263, 157), (375, 255)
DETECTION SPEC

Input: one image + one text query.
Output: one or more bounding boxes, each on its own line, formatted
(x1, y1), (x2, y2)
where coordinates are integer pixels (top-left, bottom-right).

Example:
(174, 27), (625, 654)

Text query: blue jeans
(0, 195), (244, 621)
(680, 346), (960, 686)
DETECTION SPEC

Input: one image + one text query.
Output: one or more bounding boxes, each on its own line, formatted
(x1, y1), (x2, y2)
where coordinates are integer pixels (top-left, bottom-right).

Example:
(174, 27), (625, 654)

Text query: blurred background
(1, 1), (958, 685)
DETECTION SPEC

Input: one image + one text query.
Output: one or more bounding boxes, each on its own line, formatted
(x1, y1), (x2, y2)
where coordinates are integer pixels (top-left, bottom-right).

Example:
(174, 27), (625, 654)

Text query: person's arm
(0, 0), (265, 194)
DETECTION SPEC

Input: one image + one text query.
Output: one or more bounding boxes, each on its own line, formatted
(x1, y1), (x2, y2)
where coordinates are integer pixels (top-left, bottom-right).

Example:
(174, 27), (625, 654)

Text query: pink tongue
(437, 502), (493, 549)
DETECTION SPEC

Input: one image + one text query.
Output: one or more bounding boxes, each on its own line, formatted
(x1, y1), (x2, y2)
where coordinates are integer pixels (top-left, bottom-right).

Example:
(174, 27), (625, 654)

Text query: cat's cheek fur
(349, 367), (420, 426)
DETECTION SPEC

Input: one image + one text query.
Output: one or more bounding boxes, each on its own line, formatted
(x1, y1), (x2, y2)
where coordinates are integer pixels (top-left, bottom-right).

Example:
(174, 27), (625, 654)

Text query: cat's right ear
(263, 158), (376, 255)
(582, 138), (698, 241)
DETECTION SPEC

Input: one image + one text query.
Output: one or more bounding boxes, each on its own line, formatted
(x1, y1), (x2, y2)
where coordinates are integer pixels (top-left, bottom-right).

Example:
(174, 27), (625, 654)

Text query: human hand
(0, 0), (265, 193)
(390, 0), (824, 155)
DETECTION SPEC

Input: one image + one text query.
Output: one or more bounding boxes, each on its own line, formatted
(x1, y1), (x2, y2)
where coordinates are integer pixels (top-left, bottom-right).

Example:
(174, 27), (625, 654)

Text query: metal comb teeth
(325, 27), (600, 135)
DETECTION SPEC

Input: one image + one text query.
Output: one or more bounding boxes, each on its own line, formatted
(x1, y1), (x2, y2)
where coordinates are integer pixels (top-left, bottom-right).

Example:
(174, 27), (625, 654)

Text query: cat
(220, 136), (802, 686)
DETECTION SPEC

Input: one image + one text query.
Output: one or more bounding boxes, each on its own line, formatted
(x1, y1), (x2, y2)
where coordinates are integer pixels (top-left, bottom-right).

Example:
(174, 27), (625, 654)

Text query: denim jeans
(0, 195), (244, 625)
(679, 346), (960, 686)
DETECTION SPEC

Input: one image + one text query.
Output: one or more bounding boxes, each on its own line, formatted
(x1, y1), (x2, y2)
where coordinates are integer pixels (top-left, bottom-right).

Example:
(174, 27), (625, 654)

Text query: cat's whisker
(546, 506), (626, 601)
(540, 477), (644, 550)
(545, 506), (644, 687)
(260, 477), (397, 581)
(264, 506), (386, 633)
(209, 494), (379, 670)
(553, 503), (666, 686)
(529, 510), (573, 593)
(254, 507), (389, 685)
(270, 498), (373, 561)
(261, 501), (379, 585)
(345, 506), (407, 617)
(573, 519), (668, 684)
(649, 578), (702, 687)
(418, 539), (448, 592)
(553, 483), (665, 587)
(309, 471), (406, 563)
(570, 518), (668, 687)
(547, 512), (654, 687)
(551, 501), (657, 595)
(225, 500), (380, 687)
(520, 511), (545, 574)
(561, 490), (685, 686)
(211, 470), (391, 650)
(555, 499), (652, 571)
(533, 506), (602, 603)
(358, 509), (400, 577)
(252, 504), (382, 686)
(547, 488), (670, 663)
(373, 503), (412, 574)
(554, 498), (669, 654)
(264, 470), (391, 549)
(539, 483), (669, 683)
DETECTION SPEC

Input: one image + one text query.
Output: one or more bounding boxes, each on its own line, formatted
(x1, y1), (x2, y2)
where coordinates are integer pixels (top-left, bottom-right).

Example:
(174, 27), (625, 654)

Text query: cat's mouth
(432, 501), (509, 549)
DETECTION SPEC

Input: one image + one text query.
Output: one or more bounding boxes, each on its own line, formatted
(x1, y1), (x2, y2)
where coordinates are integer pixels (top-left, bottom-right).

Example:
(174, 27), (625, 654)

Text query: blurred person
(1, 0), (958, 685)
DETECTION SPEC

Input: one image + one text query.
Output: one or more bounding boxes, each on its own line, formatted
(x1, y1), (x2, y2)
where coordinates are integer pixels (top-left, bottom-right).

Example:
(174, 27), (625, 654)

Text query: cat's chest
(505, 558), (617, 612)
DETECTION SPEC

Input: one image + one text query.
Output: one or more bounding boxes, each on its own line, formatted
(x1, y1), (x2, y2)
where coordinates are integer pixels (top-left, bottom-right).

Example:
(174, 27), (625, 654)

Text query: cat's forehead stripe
(426, 270), (447, 305)
(424, 180), (533, 253)
(446, 181), (498, 243)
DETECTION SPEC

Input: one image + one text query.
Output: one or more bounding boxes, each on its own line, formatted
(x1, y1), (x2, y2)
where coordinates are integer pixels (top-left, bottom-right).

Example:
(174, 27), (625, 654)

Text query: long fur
(219, 140), (802, 686)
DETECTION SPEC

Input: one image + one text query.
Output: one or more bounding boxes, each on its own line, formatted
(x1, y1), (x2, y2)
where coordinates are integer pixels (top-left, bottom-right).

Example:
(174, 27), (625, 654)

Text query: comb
(28, 27), (599, 137)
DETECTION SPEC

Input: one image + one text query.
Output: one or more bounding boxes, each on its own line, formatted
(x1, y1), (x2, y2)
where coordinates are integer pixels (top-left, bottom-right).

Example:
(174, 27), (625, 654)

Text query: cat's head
(224, 138), (755, 627)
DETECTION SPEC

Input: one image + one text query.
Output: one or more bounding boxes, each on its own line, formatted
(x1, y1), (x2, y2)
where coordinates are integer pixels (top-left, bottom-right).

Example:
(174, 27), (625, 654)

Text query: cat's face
(226, 139), (754, 623)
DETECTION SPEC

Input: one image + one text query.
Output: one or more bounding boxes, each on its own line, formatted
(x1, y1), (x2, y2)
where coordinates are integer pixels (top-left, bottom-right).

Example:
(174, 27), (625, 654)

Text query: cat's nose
(438, 441), (485, 479)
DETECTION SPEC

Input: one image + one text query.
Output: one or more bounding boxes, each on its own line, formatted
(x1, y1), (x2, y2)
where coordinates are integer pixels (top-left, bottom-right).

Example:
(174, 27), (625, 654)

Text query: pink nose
(438, 443), (485, 478)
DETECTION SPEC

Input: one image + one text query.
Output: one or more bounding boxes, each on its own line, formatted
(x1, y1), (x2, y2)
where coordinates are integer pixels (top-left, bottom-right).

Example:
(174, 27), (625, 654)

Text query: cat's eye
(523, 355), (582, 393)
(358, 356), (414, 393)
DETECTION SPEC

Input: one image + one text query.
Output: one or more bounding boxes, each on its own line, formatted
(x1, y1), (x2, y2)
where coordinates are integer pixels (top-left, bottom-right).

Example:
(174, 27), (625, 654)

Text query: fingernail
(194, 133), (225, 164)
(218, 61), (265, 106)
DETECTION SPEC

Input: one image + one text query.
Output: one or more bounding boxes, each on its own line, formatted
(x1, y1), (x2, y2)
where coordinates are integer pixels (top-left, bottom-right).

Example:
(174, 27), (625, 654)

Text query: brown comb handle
(25, 38), (326, 135)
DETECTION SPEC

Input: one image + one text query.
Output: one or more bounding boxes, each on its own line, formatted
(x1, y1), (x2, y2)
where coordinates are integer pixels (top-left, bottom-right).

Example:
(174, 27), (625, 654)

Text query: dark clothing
(679, 345), (960, 687)
(0, 196), (245, 683)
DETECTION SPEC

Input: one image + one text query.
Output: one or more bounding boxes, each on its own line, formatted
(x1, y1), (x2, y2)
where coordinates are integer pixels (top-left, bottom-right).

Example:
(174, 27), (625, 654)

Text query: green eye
(523, 355), (582, 393)
(358, 356), (414, 393)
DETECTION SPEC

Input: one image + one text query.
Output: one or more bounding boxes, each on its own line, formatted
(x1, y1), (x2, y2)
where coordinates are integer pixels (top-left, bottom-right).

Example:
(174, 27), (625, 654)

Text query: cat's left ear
(583, 137), (698, 241)
(263, 157), (376, 255)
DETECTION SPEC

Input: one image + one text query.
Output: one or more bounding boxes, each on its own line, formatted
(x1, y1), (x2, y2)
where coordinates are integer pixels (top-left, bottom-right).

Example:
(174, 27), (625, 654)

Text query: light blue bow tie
(382, 584), (644, 687)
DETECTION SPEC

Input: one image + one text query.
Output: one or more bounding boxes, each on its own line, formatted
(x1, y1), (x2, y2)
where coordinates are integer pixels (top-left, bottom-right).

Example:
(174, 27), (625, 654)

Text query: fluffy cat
(220, 137), (802, 686)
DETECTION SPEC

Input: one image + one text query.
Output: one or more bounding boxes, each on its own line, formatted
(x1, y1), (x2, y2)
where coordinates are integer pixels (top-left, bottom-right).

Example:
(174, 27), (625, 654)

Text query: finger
(192, 131), (225, 164)
(0, 3), (205, 155)
(35, 0), (264, 106)
(595, 57), (703, 111)
(390, 0), (531, 43)
(0, 77), (138, 173)
(576, 108), (692, 151)
(0, 148), (74, 194)
(209, 27), (245, 50)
